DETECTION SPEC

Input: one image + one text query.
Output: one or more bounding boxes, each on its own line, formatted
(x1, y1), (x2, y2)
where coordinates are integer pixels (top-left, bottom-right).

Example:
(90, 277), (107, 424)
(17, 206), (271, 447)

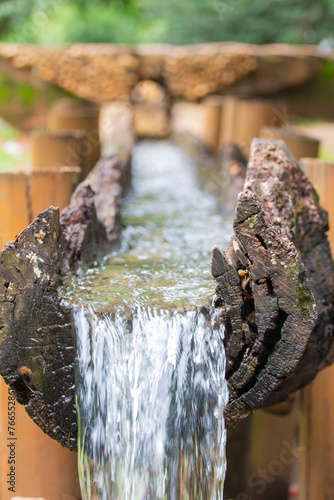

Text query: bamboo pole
(298, 158), (334, 499)
(0, 172), (30, 249)
(0, 376), (80, 500)
(32, 131), (85, 170)
(260, 127), (320, 160)
(30, 167), (81, 220)
(47, 99), (101, 179)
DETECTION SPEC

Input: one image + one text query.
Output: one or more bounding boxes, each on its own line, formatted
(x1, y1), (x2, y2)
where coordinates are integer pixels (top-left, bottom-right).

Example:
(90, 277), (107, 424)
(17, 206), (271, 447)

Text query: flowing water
(66, 141), (233, 499)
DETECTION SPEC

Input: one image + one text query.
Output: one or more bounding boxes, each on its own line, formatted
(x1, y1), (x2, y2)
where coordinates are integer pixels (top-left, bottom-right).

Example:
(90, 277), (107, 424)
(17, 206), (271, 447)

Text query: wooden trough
(0, 139), (333, 452)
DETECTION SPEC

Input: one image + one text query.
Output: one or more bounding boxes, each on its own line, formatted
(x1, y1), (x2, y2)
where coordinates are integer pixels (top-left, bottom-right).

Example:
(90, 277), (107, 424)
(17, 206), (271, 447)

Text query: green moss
(247, 213), (259, 230)
(313, 191), (320, 204)
(297, 284), (312, 318)
(288, 210), (297, 228)
(275, 337), (283, 349)
(286, 261), (298, 275)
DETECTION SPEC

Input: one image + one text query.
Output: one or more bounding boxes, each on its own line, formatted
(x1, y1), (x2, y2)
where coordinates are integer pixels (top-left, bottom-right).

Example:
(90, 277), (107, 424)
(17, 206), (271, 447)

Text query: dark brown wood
(1, 138), (333, 451)
(0, 155), (130, 450)
(212, 139), (334, 428)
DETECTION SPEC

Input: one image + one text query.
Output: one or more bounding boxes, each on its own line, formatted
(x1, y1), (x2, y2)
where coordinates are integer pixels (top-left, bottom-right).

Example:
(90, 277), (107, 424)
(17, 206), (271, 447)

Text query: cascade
(67, 141), (232, 499)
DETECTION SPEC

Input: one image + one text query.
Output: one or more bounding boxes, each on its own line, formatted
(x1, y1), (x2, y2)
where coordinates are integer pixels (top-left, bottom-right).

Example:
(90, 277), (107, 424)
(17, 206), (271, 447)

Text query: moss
(313, 191), (320, 204)
(288, 210), (297, 228)
(297, 284), (312, 318)
(275, 337), (283, 349)
(247, 213), (259, 230)
(286, 261), (298, 275)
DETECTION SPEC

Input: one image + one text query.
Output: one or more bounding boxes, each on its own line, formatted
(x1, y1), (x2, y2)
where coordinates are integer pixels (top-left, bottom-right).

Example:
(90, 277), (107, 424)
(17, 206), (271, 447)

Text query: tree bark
(1, 138), (333, 450)
(0, 154), (130, 450)
(212, 139), (334, 428)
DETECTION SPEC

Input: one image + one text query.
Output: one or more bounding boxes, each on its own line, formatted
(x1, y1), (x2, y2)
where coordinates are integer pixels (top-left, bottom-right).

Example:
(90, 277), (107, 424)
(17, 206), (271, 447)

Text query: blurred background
(0, 2), (334, 500)
(1, 0), (334, 48)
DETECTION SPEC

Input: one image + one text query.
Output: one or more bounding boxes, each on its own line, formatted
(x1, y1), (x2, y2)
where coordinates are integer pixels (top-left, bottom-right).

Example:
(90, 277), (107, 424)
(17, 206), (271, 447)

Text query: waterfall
(75, 307), (227, 500)
(66, 140), (232, 499)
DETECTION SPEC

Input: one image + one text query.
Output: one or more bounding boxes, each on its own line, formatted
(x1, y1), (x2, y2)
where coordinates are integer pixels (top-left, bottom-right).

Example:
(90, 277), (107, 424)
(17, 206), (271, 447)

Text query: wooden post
(29, 167), (81, 220)
(0, 172), (30, 249)
(260, 127), (320, 160)
(0, 168), (81, 250)
(47, 98), (101, 179)
(201, 95), (224, 153)
(131, 80), (170, 138)
(32, 131), (85, 170)
(0, 376), (80, 500)
(297, 158), (334, 499)
(300, 159), (334, 251)
(219, 96), (239, 149)
(219, 97), (286, 154)
(236, 99), (286, 154)
(132, 107), (170, 138)
(242, 402), (300, 500)
(171, 100), (224, 152)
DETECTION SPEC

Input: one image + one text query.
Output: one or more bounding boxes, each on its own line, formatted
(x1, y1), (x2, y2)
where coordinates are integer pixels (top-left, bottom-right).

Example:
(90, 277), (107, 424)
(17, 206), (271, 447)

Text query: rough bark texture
(1, 137), (333, 449)
(0, 154), (130, 450)
(212, 139), (334, 428)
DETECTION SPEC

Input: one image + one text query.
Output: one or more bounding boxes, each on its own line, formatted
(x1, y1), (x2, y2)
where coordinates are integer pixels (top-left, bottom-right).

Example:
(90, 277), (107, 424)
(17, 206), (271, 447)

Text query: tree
(1, 0), (334, 45)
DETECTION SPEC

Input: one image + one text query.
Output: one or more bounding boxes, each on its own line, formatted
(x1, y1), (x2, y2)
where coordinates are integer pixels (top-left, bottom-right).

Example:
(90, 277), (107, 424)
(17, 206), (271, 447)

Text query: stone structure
(0, 42), (326, 103)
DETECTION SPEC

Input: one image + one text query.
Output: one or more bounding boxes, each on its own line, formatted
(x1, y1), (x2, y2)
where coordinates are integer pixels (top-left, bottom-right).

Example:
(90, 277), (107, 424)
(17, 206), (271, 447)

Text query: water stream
(66, 141), (233, 499)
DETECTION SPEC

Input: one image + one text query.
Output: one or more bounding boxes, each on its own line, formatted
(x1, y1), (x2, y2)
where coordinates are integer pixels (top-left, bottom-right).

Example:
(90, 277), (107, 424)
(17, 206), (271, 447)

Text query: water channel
(64, 141), (233, 499)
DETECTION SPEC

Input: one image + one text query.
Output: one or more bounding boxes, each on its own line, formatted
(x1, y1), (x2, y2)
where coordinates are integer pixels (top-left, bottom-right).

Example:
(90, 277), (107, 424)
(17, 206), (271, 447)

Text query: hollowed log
(0, 139), (333, 451)
(0, 154), (130, 450)
(212, 139), (334, 428)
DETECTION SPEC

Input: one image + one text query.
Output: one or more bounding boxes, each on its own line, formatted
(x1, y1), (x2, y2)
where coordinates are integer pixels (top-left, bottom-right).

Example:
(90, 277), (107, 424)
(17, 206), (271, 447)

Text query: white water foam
(75, 307), (228, 500)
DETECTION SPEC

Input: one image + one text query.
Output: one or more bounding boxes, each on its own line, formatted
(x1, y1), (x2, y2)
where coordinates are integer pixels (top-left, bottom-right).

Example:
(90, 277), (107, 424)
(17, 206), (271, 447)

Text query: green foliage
(0, 120), (30, 172)
(0, 121), (19, 142)
(0, 148), (30, 171)
(319, 147), (334, 162)
(0, 0), (33, 37)
(0, 0), (334, 45)
(0, 119), (30, 172)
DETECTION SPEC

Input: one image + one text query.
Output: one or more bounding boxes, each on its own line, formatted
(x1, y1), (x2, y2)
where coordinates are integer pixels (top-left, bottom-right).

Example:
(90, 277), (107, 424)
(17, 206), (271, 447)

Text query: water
(69, 141), (232, 499)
